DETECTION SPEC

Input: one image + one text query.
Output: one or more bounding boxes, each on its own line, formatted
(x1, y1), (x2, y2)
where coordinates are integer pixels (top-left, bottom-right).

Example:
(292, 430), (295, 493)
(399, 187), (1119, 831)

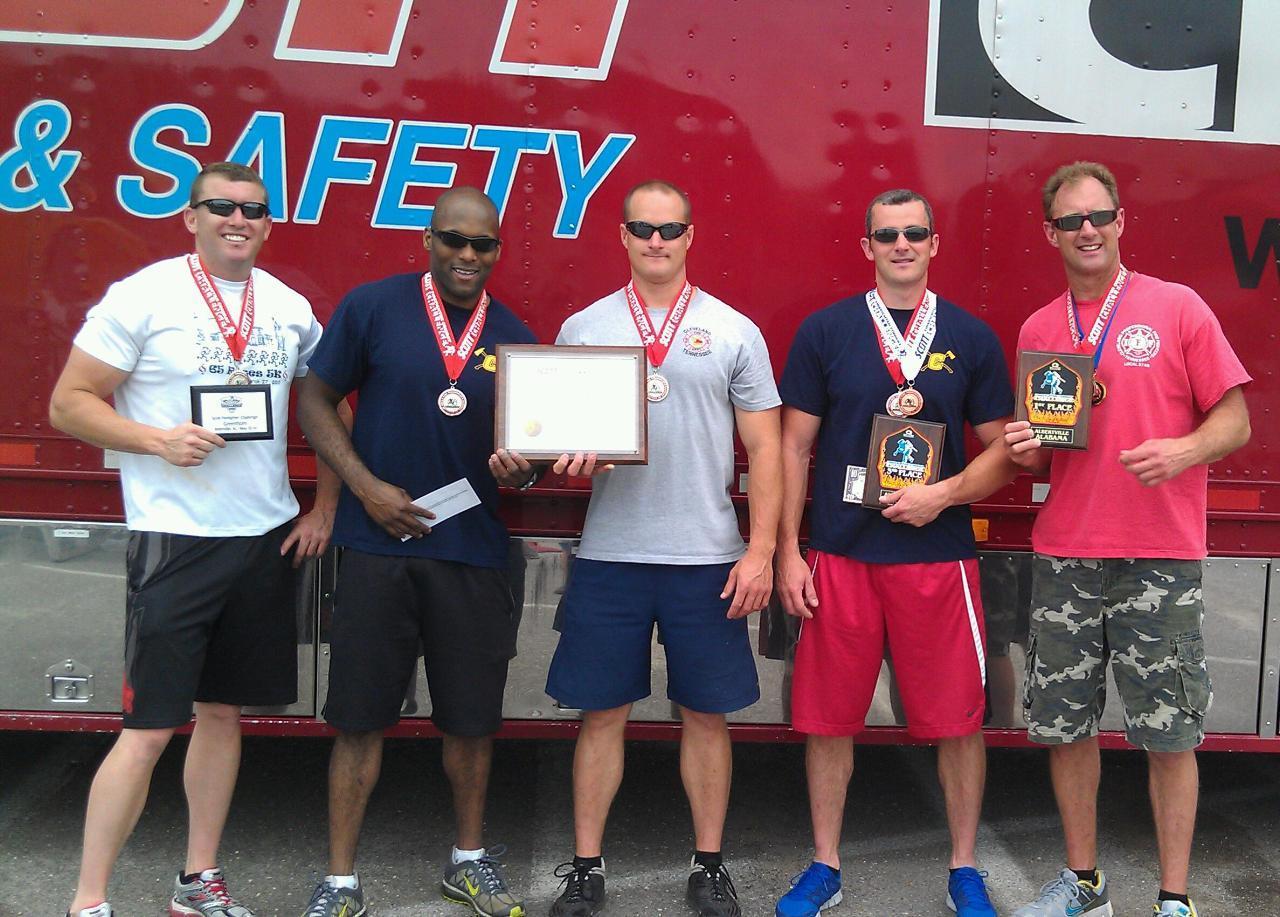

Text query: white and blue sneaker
(1153, 899), (1198, 917)
(1013, 868), (1112, 916)
(776, 862), (842, 917)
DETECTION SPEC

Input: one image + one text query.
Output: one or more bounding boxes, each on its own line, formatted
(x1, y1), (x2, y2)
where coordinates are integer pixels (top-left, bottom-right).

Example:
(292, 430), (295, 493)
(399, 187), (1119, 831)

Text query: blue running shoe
(947, 867), (996, 917)
(776, 862), (842, 917)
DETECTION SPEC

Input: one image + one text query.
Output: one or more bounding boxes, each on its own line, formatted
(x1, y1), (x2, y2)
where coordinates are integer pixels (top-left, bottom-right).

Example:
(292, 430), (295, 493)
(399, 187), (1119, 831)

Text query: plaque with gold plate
(1015, 350), (1093, 450)
(861, 414), (946, 507)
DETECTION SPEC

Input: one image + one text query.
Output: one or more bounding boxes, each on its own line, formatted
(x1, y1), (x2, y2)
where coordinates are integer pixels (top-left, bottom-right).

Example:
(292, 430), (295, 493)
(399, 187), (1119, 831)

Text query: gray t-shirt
(557, 287), (781, 564)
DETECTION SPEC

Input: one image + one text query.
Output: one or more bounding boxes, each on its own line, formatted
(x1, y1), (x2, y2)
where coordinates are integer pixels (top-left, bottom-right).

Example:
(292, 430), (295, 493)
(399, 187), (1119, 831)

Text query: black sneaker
(686, 857), (741, 917)
(549, 859), (606, 916)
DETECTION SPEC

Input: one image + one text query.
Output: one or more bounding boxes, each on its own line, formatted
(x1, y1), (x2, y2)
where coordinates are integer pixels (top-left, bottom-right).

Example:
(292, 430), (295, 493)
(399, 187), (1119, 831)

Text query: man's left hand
(281, 506), (335, 567)
(489, 448), (536, 488)
(1119, 437), (1196, 486)
(720, 546), (774, 618)
(880, 482), (949, 527)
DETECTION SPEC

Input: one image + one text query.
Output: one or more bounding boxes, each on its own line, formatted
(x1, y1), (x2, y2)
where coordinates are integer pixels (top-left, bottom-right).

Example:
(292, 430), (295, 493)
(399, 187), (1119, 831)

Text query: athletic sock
(180, 869), (215, 884)
(325, 874), (359, 889)
(573, 854), (603, 870)
(1158, 889), (1191, 905)
(452, 846), (485, 864)
(1073, 868), (1098, 886)
(693, 850), (723, 870)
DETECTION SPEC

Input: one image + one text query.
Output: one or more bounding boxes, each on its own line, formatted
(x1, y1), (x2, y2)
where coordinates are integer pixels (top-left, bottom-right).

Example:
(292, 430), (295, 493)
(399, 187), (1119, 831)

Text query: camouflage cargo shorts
(1023, 555), (1211, 752)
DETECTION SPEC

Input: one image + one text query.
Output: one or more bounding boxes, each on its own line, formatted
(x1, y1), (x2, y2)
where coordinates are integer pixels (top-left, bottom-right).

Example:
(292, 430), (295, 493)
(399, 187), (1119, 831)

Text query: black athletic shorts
(323, 550), (518, 737)
(122, 524), (299, 728)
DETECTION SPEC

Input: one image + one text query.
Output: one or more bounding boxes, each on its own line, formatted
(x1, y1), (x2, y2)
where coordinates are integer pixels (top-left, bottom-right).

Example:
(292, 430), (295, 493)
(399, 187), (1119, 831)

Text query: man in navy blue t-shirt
(773, 190), (1016, 917)
(295, 187), (535, 917)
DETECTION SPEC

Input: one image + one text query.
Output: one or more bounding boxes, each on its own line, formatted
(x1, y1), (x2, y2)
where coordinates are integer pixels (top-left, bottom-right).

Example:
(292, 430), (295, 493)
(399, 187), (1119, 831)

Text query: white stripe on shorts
(958, 560), (987, 686)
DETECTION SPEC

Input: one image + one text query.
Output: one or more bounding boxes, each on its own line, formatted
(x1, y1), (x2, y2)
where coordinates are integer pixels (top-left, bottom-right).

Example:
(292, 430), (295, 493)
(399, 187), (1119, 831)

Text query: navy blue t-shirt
(308, 272), (537, 567)
(779, 292), (1013, 563)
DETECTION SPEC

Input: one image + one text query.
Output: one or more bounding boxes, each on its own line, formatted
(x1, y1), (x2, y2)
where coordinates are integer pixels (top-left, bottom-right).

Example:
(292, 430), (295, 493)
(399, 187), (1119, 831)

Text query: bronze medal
(1091, 379), (1107, 406)
(227, 370), (252, 386)
(885, 390), (904, 417)
(897, 388), (924, 416)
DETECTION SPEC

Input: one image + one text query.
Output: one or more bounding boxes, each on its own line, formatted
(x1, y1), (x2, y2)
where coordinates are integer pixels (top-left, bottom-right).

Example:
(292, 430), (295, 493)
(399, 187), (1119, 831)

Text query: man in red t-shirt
(1004, 161), (1251, 917)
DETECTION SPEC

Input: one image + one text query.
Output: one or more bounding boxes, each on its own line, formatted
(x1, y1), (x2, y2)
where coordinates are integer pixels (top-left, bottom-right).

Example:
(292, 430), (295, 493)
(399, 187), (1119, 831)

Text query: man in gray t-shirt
(544, 181), (781, 917)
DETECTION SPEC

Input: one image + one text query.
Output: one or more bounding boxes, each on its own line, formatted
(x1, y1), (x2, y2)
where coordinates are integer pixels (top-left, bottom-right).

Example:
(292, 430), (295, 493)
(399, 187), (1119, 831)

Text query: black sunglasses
(1050, 210), (1117, 231)
(196, 198), (270, 220)
(870, 225), (932, 244)
(431, 229), (501, 253)
(625, 220), (689, 241)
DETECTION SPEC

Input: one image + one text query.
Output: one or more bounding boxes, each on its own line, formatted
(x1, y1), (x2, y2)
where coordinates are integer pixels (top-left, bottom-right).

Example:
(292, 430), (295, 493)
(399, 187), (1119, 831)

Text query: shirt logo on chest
(472, 347), (498, 373)
(1116, 324), (1161, 366)
(924, 350), (956, 373)
(682, 326), (713, 356)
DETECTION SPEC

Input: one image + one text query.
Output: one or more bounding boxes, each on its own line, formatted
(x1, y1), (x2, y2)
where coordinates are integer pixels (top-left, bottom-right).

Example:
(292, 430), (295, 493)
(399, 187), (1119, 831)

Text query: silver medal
(646, 373), (670, 403)
(438, 387), (468, 416)
(227, 370), (252, 386)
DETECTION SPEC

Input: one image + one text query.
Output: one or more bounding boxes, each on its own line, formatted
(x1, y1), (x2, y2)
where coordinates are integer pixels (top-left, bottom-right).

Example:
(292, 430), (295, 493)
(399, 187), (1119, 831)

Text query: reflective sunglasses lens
(871, 228), (901, 244)
(656, 222), (688, 240)
(625, 221), (657, 239)
(1053, 214), (1086, 231)
(469, 237), (500, 253)
(902, 226), (931, 242)
(202, 199), (236, 216)
(1087, 210), (1117, 227)
(240, 202), (269, 220)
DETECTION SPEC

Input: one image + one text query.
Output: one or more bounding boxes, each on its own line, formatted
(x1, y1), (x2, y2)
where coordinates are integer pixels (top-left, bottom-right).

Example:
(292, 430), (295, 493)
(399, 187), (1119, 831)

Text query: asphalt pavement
(2, 732), (1278, 915)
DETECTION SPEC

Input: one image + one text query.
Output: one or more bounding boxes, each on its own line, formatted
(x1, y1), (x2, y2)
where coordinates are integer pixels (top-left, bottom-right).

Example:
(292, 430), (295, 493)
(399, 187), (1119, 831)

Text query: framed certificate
(1015, 350), (1093, 450)
(495, 344), (648, 463)
(862, 414), (946, 506)
(189, 384), (274, 441)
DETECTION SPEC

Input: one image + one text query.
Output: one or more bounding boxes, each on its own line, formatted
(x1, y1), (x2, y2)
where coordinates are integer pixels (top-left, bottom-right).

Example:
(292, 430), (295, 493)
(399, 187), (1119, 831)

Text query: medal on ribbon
(421, 272), (489, 416)
(1066, 266), (1130, 407)
(187, 254), (255, 384)
(866, 288), (936, 417)
(623, 280), (695, 403)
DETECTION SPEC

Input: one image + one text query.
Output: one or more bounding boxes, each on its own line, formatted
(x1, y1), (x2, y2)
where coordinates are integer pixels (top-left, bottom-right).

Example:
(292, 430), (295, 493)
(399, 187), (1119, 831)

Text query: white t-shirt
(557, 287), (780, 564)
(74, 255), (322, 536)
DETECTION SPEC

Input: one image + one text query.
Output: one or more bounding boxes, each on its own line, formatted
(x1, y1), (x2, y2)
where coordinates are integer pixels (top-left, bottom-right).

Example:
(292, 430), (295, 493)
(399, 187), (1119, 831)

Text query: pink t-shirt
(1018, 272), (1250, 559)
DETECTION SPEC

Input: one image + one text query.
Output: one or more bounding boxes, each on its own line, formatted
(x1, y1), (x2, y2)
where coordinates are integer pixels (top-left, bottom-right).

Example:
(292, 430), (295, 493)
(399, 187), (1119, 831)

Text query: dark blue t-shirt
(779, 292), (1013, 563)
(308, 272), (537, 567)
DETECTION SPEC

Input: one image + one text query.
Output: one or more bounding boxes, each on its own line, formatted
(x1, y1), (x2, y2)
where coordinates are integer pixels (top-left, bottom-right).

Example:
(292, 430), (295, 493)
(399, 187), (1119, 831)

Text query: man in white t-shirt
(544, 180), (782, 917)
(49, 162), (340, 917)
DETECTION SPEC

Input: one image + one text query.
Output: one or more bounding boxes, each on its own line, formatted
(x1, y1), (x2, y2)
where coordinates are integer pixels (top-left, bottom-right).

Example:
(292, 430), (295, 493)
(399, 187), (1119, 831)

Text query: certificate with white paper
(399, 478), (481, 541)
(495, 345), (648, 464)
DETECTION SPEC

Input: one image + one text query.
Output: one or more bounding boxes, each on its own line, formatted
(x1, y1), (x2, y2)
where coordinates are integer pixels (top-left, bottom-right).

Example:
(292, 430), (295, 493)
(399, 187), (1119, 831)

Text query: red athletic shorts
(791, 551), (987, 739)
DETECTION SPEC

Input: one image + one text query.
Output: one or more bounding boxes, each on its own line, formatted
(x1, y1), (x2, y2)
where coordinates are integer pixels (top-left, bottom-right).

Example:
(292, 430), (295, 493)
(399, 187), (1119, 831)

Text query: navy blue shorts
(546, 559), (760, 714)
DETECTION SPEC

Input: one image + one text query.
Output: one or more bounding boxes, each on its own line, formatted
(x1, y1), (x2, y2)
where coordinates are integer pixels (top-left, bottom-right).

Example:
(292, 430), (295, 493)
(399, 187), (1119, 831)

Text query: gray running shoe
(1012, 868), (1113, 917)
(68, 905), (113, 917)
(300, 878), (366, 917)
(170, 867), (254, 917)
(441, 845), (526, 916)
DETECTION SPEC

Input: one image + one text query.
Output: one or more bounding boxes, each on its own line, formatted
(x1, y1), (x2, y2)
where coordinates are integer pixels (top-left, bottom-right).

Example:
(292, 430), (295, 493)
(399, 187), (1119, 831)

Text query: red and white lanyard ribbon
(623, 280), (695, 369)
(421, 272), (489, 382)
(187, 254), (254, 362)
(1066, 265), (1129, 351)
(865, 287), (936, 387)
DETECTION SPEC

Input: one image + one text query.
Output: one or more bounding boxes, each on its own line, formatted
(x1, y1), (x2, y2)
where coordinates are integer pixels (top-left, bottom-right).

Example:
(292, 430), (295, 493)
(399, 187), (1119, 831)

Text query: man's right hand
(777, 547), (818, 620)
(1003, 419), (1045, 470)
(155, 422), (226, 467)
(358, 478), (435, 539)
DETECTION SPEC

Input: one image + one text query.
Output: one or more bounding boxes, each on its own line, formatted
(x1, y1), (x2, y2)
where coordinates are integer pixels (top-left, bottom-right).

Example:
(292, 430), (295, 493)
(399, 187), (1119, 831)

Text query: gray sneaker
(441, 845), (526, 916)
(1012, 868), (1113, 917)
(169, 868), (254, 917)
(69, 905), (113, 917)
(300, 877), (366, 917)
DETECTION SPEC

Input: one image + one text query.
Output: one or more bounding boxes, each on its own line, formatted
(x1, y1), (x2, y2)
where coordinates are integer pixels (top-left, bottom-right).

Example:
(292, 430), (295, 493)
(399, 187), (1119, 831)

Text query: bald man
(296, 187), (536, 917)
